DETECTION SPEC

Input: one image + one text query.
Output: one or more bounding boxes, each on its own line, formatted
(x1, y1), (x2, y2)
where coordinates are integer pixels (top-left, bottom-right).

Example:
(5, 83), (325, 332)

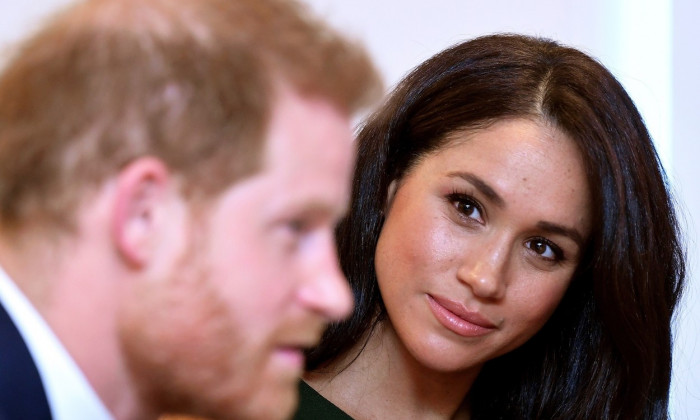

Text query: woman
(295, 34), (685, 419)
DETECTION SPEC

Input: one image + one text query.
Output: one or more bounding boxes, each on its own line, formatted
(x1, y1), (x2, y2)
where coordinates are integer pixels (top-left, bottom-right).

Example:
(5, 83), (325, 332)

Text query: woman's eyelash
(445, 191), (567, 264)
(446, 191), (484, 222)
(525, 237), (566, 262)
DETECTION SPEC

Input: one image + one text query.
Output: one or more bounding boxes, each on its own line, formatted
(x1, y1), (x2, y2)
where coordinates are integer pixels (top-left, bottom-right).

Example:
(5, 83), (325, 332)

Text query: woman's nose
(456, 237), (508, 300)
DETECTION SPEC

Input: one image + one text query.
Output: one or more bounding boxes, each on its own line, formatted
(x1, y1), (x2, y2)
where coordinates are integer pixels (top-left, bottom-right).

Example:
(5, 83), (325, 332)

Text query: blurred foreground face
(120, 87), (355, 420)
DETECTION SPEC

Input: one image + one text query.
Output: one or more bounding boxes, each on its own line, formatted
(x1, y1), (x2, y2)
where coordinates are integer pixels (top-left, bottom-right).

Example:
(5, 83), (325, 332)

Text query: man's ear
(111, 157), (174, 268)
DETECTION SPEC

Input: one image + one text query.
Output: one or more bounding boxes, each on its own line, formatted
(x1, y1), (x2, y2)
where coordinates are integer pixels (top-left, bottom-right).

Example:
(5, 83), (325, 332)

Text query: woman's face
(374, 118), (591, 373)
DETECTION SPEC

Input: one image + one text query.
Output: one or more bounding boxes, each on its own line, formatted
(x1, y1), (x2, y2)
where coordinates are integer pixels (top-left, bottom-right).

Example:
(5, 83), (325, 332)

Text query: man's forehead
(263, 88), (352, 152)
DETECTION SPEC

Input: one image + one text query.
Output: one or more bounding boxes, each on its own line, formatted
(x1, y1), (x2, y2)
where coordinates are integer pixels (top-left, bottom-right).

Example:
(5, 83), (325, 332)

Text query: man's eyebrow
(537, 221), (585, 248)
(447, 171), (505, 208)
(289, 199), (347, 222)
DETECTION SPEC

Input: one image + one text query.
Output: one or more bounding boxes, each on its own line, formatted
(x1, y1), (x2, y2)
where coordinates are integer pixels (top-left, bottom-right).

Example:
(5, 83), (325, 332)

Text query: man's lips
(427, 294), (497, 337)
(274, 327), (324, 362)
(274, 346), (306, 365)
(274, 337), (317, 369)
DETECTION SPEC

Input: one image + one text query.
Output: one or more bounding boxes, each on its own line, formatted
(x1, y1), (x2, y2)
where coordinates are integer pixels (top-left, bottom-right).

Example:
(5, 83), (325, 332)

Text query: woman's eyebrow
(448, 171), (585, 247)
(447, 171), (505, 208)
(537, 221), (585, 248)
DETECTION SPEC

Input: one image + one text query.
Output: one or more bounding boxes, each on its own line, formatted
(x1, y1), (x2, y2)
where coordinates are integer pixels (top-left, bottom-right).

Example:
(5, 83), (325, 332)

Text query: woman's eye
(448, 194), (484, 223)
(525, 238), (563, 261)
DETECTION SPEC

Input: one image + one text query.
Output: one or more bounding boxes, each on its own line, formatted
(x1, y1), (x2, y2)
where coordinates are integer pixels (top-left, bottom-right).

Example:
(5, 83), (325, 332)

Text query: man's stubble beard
(116, 229), (245, 419)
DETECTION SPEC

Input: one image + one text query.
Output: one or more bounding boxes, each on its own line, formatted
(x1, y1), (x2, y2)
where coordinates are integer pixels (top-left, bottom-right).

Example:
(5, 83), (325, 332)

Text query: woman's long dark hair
(306, 34), (685, 419)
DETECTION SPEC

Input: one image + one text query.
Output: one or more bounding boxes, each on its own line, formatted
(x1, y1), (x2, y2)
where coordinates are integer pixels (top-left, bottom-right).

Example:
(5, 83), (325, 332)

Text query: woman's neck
(304, 320), (480, 420)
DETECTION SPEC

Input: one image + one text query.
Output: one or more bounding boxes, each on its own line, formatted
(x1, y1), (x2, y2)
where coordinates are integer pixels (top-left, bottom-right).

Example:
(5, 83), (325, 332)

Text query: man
(0, 0), (381, 419)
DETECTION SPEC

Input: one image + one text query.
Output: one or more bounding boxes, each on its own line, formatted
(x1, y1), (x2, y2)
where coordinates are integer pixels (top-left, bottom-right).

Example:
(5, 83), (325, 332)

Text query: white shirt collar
(0, 265), (113, 420)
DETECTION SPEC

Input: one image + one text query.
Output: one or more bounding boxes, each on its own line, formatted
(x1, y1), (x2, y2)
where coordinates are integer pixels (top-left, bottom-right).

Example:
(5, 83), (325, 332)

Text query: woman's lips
(427, 294), (497, 337)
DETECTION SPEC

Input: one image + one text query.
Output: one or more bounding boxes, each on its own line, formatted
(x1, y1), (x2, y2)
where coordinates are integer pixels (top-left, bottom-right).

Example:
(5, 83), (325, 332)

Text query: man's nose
(297, 231), (353, 321)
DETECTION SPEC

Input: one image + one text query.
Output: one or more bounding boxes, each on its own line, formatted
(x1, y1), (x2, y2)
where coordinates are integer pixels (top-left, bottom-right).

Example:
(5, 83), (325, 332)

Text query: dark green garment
(292, 380), (354, 420)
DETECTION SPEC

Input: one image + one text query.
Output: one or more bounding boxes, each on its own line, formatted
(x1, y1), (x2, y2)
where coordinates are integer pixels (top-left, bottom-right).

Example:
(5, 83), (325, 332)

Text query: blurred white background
(1, 0), (698, 418)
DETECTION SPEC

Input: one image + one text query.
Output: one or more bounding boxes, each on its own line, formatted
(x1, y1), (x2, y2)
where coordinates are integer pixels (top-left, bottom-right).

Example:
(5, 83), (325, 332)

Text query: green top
(292, 380), (355, 420)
